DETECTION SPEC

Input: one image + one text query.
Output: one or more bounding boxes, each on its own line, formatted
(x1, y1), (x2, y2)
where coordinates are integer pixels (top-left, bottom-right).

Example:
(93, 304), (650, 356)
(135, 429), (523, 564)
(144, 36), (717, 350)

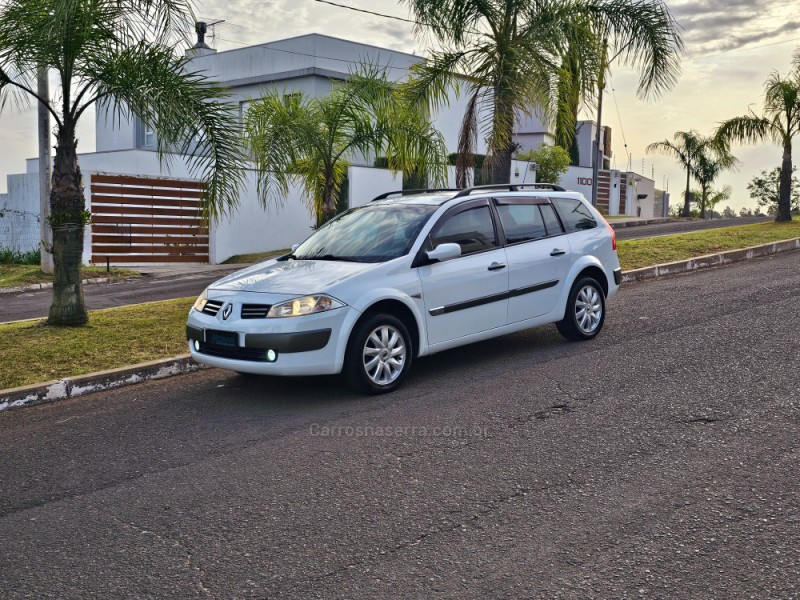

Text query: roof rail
(451, 183), (566, 198)
(371, 188), (459, 202)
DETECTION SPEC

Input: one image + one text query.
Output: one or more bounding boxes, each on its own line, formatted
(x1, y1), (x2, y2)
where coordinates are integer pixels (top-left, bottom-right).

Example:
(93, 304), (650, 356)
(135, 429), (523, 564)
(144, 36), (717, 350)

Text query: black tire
(556, 276), (606, 341)
(343, 313), (413, 394)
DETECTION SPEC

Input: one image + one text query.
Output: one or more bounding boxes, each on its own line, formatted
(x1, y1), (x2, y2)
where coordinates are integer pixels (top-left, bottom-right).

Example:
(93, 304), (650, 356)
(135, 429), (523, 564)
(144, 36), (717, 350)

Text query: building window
(144, 126), (156, 147)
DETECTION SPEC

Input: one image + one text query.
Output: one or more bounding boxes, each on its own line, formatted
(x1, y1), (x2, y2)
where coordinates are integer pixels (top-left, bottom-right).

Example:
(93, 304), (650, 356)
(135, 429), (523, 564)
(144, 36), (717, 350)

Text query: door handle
(488, 262), (506, 271)
(550, 249), (566, 256)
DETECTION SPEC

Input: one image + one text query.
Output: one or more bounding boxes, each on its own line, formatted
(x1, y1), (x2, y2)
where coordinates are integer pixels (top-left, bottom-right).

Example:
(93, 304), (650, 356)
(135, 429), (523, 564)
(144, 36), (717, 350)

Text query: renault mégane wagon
(186, 184), (622, 393)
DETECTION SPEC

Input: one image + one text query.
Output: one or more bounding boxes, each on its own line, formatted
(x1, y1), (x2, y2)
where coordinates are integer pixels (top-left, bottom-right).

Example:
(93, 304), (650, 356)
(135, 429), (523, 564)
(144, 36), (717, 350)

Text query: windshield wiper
(306, 254), (366, 262)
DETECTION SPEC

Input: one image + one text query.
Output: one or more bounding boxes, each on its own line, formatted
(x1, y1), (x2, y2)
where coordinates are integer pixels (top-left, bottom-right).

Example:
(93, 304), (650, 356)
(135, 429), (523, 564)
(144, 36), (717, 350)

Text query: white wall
(26, 150), (316, 265)
(560, 166), (594, 200)
(625, 174), (656, 218)
(210, 174), (316, 263)
(0, 172), (39, 252)
(95, 106), (137, 152)
(575, 121), (594, 169)
(348, 166), (401, 207)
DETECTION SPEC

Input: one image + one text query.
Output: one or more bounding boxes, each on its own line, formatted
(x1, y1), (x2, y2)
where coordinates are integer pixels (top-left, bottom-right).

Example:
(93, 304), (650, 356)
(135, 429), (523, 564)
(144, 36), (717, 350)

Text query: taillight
(598, 214), (617, 251)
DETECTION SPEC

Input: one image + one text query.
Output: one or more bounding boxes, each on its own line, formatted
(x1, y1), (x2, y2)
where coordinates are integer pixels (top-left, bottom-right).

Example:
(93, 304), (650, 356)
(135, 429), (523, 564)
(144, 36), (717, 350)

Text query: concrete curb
(0, 276), (131, 295)
(609, 217), (669, 229)
(622, 237), (800, 283)
(0, 355), (205, 413)
(2, 235), (799, 413)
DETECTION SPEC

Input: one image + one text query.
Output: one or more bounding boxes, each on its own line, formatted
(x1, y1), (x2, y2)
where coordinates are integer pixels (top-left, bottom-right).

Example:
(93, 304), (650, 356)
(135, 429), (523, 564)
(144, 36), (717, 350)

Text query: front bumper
(186, 324), (331, 356)
(186, 300), (356, 376)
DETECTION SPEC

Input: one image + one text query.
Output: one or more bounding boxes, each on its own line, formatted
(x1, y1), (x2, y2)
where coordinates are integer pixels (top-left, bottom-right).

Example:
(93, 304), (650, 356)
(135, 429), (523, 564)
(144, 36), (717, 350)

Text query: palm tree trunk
(48, 124), (88, 326)
(490, 93), (514, 185)
(490, 144), (513, 184)
(776, 143), (793, 222)
(700, 183), (707, 219)
(682, 167), (691, 217)
(320, 178), (337, 224)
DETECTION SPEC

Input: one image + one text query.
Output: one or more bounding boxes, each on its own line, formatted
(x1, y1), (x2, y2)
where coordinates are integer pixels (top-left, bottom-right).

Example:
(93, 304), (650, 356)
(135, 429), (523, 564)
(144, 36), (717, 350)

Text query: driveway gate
(90, 174), (208, 264)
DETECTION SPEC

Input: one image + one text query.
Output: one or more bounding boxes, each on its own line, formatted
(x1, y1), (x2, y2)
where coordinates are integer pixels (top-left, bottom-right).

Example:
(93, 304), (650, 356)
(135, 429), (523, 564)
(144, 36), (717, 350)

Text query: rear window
(552, 198), (597, 232)
(540, 204), (564, 236)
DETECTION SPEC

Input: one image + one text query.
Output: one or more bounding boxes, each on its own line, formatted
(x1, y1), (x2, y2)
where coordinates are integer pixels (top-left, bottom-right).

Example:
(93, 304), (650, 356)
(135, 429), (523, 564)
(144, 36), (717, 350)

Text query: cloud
(667, 0), (800, 55)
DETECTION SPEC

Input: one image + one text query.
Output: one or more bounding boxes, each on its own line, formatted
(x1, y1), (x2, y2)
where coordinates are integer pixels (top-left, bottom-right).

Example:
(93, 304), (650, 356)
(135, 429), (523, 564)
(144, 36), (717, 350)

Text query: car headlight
(193, 288), (208, 312)
(267, 295), (345, 318)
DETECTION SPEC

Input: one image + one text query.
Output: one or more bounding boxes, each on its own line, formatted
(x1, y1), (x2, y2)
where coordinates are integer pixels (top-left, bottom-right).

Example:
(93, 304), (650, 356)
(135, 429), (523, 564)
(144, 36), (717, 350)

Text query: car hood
(209, 259), (375, 295)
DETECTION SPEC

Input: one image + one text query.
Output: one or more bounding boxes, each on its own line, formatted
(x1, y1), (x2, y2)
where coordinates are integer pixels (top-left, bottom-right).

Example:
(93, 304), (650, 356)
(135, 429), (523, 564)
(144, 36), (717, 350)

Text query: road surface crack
(681, 416), (724, 424)
(275, 484), (534, 596)
(104, 511), (212, 598)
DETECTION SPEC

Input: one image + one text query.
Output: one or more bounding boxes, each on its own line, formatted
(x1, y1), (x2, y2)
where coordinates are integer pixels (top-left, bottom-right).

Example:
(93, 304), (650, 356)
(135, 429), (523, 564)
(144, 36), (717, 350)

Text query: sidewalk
(608, 217), (669, 229)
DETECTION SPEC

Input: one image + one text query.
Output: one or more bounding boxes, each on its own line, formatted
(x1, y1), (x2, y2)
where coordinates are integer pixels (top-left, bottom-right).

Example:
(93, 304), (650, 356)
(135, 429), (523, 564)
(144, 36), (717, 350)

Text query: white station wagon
(187, 184), (622, 393)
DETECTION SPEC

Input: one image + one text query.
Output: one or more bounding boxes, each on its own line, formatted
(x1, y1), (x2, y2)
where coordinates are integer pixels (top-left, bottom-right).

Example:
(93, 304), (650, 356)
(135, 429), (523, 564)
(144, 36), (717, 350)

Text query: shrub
(0, 246), (41, 265)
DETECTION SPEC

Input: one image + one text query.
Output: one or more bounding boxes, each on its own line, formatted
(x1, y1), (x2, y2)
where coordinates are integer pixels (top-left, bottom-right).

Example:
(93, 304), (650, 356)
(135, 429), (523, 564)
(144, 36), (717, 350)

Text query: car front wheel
(344, 313), (413, 394)
(556, 277), (606, 341)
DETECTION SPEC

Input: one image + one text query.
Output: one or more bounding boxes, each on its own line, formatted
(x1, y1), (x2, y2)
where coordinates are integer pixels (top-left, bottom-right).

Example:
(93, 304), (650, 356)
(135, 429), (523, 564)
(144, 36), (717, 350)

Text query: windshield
(292, 204), (438, 263)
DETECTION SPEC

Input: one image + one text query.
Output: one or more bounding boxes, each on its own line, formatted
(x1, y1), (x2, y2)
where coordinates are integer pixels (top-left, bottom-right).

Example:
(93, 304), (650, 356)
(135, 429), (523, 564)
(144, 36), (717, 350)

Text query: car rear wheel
(344, 313), (413, 394)
(556, 277), (605, 341)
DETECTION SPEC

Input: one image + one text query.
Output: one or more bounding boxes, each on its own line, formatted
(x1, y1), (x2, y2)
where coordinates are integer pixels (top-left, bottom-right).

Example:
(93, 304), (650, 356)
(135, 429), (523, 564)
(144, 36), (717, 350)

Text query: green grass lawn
(0, 265), (139, 288)
(0, 298), (192, 390)
(617, 220), (800, 270)
(2, 220), (799, 391)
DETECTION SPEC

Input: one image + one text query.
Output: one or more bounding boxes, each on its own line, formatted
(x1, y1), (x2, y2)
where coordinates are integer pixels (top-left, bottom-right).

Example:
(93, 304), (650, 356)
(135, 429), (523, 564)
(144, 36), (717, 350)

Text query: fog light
(194, 340), (200, 351)
(266, 349), (277, 362)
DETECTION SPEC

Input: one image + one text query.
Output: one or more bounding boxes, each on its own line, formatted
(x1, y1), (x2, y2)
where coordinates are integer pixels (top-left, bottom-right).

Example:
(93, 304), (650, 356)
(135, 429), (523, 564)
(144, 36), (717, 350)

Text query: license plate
(206, 329), (238, 348)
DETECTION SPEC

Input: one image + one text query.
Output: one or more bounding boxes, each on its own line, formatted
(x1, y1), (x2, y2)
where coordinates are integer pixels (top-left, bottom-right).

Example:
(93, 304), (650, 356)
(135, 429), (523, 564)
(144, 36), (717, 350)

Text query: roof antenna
(187, 20), (221, 57)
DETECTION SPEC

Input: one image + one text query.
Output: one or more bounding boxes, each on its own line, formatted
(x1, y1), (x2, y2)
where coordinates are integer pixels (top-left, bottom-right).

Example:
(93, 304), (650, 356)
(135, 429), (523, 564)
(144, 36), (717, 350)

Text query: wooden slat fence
(90, 174), (208, 264)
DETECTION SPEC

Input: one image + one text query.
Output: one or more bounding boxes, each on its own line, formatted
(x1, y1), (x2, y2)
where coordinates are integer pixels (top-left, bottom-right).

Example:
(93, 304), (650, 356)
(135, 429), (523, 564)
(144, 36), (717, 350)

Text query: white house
(0, 32), (665, 265)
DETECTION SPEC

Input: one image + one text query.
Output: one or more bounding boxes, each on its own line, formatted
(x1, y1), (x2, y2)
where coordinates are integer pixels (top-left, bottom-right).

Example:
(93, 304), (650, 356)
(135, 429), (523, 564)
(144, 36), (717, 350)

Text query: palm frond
(91, 42), (247, 220)
(401, 49), (467, 116)
(246, 65), (448, 220)
(583, 0), (683, 100)
(715, 115), (772, 147)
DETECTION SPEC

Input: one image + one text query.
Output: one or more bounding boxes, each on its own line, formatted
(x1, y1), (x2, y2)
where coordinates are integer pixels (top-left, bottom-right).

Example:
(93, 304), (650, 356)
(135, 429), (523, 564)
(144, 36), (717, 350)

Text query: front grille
(197, 341), (269, 362)
(241, 303), (272, 319)
(202, 299), (224, 317)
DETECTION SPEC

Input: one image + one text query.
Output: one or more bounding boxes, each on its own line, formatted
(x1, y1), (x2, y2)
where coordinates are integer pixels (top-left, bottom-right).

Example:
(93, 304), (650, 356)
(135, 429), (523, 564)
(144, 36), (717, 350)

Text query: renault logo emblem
(222, 303), (233, 320)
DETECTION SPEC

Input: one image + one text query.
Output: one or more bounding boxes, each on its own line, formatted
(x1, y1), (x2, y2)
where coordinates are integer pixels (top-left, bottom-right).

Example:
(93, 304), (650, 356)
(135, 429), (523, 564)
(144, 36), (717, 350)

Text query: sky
(2, 0), (799, 213)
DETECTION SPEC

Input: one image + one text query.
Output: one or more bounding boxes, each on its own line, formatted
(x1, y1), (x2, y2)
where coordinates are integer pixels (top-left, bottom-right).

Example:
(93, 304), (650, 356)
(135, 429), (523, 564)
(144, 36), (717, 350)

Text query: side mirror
(291, 243), (300, 253)
(426, 243), (461, 263)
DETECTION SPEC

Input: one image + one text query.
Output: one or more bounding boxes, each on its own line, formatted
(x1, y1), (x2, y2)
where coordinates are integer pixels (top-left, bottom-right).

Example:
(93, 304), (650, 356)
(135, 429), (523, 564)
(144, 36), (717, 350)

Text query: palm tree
(692, 144), (737, 219)
(245, 66), (447, 223)
(704, 185), (732, 220)
(647, 131), (708, 217)
(715, 54), (800, 222)
(402, 0), (682, 184)
(0, 0), (246, 325)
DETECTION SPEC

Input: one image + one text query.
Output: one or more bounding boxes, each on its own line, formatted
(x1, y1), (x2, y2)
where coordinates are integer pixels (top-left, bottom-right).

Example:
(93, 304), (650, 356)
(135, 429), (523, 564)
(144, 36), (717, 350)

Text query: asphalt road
(614, 215), (770, 240)
(2, 251), (799, 598)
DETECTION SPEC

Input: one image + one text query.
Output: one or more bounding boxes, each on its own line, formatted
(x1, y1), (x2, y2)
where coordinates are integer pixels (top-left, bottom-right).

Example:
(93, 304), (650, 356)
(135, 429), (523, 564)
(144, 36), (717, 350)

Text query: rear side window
(552, 198), (597, 232)
(431, 205), (498, 256)
(496, 204), (547, 243)
(539, 204), (564, 236)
